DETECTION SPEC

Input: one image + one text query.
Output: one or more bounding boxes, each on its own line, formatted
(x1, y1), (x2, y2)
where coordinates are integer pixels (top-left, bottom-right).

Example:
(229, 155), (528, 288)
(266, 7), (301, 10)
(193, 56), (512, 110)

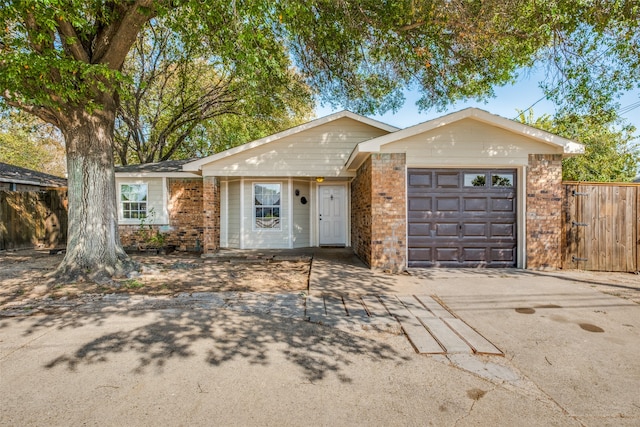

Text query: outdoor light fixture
(315, 177), (324, 183)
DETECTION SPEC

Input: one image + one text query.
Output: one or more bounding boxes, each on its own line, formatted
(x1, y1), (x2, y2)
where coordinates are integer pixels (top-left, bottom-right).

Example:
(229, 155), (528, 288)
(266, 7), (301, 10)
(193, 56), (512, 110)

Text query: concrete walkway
(1, 248), (639, 425)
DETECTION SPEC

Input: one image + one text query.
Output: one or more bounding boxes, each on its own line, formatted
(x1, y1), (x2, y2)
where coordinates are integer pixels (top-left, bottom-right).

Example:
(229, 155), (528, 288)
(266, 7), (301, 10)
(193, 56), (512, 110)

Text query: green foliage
(0, 0), (561, 120)
(0, 110), (66, 176)
(536, 1), (640, 116)
(136, 208), (166, 248)
(114, 20), (313, 164)
(517, 110), (639, 182)
(122, 279), (144, 289)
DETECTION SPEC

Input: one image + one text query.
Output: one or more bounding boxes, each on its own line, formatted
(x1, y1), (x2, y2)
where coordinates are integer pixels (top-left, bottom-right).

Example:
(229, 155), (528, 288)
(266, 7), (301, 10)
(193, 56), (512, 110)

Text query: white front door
(319, 185), (346, 246)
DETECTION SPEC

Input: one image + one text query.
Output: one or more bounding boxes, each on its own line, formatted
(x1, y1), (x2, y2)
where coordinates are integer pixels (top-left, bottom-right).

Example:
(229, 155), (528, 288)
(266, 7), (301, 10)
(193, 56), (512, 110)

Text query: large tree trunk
(56, 100), (137, 283)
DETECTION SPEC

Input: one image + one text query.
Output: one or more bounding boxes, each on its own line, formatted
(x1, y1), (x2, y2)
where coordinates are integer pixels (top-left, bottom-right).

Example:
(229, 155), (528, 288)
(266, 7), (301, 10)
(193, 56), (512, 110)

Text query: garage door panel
(436, 223), (458, 237)
(408, 223), (430, 236)
(463, 198), (488, 212)
(490, 223), (515, 238)
(490, 247), (515, 262)
(408, 235), (432, 247)
(408, 198), (432, 212)
(435, 247), (458, 262)
(408, 248), (431, 261)
(492, 198), (515, 212)
(407, 168), (517, 268)
(436, 173), (459, 188)
(462, 247), (487, 262)
(436, 197), (459, 211)
(463, 223), (487, 236)
(408, 173), (433, 187)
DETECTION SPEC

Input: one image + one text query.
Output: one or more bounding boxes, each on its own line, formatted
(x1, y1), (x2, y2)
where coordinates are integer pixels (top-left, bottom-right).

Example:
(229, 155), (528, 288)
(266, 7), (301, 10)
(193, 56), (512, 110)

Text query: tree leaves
(517, 110), (639, 182)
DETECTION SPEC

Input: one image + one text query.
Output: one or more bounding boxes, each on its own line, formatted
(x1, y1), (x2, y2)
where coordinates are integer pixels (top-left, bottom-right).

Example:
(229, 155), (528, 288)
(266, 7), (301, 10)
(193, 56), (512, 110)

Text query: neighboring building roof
(346, 107), (585, 170)
(115, 158), (200, 177)
(0, 162), (67, 188)
(183, 111), (399, 172)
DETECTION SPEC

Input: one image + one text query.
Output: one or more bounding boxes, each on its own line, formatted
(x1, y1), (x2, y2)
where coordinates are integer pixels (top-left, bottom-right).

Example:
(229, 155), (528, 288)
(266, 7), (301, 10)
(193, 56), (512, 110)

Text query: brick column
(202, 176), (220, 254)
(351, 157), (373, 266)
(370, 153), (406, 272)
(526, 154), (563, 269)
(167, 178), (203, 251)
(351, 153), (406, 272)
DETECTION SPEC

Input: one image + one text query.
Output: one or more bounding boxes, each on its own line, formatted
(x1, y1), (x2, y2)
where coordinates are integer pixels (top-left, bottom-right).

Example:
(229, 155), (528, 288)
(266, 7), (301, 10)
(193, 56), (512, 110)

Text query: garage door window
(464, 173), (514, 188)
(464, 173), (486, 187)
(491, 173), (514, 187)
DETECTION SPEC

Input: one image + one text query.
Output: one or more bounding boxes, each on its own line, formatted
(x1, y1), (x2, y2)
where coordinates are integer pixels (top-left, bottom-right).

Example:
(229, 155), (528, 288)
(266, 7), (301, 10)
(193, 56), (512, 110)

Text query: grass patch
(122, 279), (145, 290)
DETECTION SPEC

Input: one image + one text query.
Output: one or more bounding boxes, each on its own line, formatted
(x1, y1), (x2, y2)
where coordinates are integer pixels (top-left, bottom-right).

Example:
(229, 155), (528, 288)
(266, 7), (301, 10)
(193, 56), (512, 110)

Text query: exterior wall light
(315, 177), (324, 183)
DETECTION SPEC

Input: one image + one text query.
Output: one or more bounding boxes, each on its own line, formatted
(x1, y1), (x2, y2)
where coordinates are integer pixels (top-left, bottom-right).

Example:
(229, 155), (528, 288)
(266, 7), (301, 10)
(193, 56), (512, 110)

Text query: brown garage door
(407, 169), (517, 268)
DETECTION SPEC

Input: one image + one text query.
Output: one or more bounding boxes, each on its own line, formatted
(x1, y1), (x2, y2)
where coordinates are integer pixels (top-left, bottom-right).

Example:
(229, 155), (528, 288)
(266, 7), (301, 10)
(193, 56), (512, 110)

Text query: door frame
(316, 182), (350, 247)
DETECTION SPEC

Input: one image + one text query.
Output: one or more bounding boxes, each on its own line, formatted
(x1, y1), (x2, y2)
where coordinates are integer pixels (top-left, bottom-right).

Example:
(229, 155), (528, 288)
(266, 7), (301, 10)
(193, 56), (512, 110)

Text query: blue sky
(315, 68), (640, 129)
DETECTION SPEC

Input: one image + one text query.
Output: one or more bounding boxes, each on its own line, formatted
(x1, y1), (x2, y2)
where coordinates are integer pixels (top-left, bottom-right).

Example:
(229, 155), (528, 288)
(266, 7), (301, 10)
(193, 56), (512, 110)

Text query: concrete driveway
(1, 250), (639, 425)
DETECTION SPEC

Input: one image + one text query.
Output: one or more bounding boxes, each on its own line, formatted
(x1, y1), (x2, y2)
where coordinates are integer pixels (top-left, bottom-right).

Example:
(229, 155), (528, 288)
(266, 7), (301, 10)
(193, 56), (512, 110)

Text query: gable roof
(115, 158), (197, 177)
(0, 162), (67, 188)
(346, 108), (585, 170)
(183, 110), (399, 172)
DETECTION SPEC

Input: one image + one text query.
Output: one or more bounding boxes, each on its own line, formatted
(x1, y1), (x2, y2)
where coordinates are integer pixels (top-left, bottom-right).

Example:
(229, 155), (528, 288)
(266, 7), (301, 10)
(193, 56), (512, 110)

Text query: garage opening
(407, 168), (517, 268)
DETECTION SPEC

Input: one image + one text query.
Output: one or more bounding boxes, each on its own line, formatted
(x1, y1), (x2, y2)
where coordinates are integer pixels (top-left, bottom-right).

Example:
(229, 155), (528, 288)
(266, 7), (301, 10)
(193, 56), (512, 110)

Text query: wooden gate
(562, 182), (640, 272)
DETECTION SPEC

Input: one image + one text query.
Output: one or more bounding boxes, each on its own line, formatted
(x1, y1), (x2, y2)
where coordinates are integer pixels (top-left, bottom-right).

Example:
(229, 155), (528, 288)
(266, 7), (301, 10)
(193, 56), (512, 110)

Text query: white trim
(118, 182), (149, 224)
(221, 181), (229, 248)
(347, 108), (584, 170)
(344, 183), (350, 247)
(0, 178), (65, 188)
(310, 182), (317, 246)
(404, 164), (409, 267)
(115, 172), (199, 178)
(161, 177), (168, 224)
(405, 167), (521, 268)
(239, 178), (245, 249)
(317, 182), (349, 246)
(519, 166), (527, 269)
(183, 111), (399, 172)
(288, 178), (294, 248)
(251, 181), (283, 232)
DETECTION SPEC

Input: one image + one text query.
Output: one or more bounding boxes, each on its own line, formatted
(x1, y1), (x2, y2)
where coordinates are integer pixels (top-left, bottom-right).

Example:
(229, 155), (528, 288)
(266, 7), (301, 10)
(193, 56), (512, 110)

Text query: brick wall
(351, 153), (407, 272)
(202, 176), (220, 254)
(119, 178), (204, 252)
(526, 154), (563, 269)
(351, 157), (372, 266)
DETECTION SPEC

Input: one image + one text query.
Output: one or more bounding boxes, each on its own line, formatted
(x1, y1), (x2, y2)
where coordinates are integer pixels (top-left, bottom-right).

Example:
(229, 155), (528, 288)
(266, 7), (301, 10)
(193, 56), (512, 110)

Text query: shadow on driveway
(2, 306), (409, 383)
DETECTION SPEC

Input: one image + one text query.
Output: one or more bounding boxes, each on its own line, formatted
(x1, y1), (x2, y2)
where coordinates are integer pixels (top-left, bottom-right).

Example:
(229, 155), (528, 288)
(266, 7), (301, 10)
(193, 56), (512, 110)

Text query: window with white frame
(254, 183), (281, 229)
(120, 183), (148, 219)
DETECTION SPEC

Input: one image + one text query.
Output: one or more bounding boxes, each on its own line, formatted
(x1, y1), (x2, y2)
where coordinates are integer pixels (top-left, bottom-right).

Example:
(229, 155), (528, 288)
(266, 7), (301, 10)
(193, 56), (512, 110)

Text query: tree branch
(55, 17), (91, 63)
(93, 0), (158, 69)
(3, 91), (61, 127)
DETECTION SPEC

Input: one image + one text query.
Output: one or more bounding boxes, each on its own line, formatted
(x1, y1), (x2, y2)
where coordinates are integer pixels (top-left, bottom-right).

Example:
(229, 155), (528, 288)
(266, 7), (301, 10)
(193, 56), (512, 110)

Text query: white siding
(241, 180), (290, 249)
(292, 180), (311, 248)
(115, 177), (166, 224)
(201, 118), (389, 177)
(381, 118), (562, 167)
(226, 180), (241, 248)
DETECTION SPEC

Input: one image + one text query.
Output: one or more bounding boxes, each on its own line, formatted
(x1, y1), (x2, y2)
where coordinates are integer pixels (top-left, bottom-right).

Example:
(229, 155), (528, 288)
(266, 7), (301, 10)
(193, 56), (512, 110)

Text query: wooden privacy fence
(0, 190), (68, 250)
(562, 182), (640, 273)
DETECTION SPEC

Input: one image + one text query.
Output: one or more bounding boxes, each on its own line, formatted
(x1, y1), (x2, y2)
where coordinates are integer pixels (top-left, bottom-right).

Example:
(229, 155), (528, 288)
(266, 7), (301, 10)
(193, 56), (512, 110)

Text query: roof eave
(355, 107), (584, 155)
(183, 110), (399, 172)
(115, 172), (201, 178)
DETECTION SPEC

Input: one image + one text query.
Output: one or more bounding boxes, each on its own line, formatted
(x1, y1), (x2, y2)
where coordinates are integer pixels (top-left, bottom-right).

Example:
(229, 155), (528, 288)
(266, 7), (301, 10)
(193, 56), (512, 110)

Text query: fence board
(0, 190), (67, 250)
(562, 182), (639, 272)
(637, 186), (640, 272)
